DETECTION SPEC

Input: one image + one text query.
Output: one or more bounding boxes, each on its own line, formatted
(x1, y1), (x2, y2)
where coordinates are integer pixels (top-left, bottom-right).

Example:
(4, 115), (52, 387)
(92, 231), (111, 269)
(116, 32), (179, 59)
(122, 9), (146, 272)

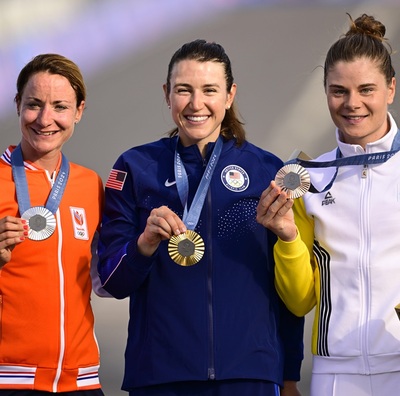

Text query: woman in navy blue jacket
(98, 39), (304, 396)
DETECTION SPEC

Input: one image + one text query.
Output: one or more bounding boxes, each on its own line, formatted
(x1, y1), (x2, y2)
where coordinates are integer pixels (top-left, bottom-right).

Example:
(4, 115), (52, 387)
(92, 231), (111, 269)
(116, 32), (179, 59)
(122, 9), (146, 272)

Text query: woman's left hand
(281, 381), (302, 396)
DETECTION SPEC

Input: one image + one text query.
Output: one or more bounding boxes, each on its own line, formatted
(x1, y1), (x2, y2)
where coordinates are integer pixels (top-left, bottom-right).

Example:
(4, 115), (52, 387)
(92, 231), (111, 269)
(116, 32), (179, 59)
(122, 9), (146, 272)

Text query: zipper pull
(208, 368), (216, 380)
(361, 164), (368, 178)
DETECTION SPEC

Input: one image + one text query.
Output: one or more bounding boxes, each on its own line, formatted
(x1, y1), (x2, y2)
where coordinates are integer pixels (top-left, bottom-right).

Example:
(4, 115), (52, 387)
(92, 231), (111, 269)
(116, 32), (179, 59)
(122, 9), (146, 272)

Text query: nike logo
(165, 179), (176, 187)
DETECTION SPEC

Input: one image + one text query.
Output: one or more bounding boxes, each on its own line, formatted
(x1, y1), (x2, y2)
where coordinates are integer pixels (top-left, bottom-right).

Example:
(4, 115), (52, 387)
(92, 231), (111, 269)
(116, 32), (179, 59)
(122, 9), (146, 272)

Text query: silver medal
(21, 206), (56, 241)
(275, 164), (311, 199)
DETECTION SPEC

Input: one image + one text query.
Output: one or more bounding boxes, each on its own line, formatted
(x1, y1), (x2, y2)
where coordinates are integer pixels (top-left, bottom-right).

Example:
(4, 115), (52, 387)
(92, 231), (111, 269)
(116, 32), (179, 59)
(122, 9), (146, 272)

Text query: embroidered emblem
(321, 191), (336, 206)
(221, 165), (249, 192)
(105, 169), (127, 191)
(70, 207), (89, 240)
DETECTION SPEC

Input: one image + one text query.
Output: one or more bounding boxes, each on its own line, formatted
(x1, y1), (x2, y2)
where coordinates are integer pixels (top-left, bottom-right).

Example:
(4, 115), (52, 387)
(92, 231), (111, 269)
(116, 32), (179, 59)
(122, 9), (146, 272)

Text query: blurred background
(1, 1), (400, 395)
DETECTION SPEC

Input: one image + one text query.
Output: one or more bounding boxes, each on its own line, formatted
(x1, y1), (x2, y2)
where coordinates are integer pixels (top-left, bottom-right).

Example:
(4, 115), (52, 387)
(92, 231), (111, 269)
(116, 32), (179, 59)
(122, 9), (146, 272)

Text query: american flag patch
(105, 169), (127, 191)
(229, 170), (241, 179)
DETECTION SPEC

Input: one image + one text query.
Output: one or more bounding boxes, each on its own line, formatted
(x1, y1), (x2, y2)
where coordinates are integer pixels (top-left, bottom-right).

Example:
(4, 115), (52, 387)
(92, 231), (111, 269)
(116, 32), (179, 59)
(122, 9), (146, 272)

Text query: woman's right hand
(256, 181), (298, 242)
(0, 216), (28, 267)
(137, 206), (186, 257)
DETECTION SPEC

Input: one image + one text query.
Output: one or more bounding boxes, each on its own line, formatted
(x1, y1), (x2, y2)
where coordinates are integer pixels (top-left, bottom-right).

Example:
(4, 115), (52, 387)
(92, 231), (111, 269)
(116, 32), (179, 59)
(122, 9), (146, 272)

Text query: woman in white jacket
(256, 13), (399, 396)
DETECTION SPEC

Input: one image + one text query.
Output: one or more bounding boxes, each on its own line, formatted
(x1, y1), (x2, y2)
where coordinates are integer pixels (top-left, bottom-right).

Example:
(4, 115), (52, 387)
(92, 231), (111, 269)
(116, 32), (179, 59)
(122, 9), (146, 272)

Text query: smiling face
(17, 71), (84, 168)
(326, 57), (396, 148)
(164, 59), (236, 155)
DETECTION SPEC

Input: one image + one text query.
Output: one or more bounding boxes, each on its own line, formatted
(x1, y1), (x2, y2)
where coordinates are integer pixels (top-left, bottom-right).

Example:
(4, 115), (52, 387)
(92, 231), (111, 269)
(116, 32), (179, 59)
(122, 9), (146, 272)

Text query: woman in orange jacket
(0, 54), (105, 396)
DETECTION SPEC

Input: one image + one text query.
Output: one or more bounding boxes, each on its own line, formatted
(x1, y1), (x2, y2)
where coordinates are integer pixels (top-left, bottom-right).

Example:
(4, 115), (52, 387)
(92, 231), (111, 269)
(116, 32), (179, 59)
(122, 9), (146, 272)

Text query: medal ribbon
(287, 129), (400, 193)
(11, 144), (70, 215)
(174, 136), (223, 230)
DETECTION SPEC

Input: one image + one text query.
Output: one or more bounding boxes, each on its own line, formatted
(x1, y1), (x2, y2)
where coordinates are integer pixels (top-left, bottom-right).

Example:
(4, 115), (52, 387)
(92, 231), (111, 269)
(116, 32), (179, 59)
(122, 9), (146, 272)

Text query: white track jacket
(274, 113), (400, 376)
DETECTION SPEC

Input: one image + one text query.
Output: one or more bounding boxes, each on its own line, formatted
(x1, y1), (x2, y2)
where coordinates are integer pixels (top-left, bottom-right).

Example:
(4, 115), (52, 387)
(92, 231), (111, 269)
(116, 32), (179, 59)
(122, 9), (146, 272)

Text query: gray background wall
(1, 1), (400, 395)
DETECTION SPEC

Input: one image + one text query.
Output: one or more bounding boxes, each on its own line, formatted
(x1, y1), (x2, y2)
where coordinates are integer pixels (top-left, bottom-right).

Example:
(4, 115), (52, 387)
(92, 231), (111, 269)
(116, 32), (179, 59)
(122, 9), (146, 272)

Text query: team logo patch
(221, 165), (249, 192)
(70, 207), (89, 240)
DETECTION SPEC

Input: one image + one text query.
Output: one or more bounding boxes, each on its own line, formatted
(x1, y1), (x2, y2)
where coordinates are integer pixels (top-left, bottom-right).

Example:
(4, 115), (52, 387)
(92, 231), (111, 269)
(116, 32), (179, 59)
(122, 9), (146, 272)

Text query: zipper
(359, 165), (371, 374)
(206, 175), (215, 380)
(46, 170), (66, 391)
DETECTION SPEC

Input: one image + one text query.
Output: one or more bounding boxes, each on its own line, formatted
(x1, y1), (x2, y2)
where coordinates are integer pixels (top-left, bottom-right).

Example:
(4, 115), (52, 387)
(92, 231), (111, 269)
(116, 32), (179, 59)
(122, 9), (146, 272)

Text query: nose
(190, 92), (204, 110)
(36, 106), (53, 126)
(344, 92), (361, 110)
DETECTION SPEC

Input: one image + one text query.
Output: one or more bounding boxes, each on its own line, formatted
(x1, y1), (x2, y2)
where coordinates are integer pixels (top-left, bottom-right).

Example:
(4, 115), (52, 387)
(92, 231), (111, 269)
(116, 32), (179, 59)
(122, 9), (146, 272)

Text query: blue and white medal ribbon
(168, 136), (223, 266)
(276, 130), (400, 197)
(11, 144), (70, 240)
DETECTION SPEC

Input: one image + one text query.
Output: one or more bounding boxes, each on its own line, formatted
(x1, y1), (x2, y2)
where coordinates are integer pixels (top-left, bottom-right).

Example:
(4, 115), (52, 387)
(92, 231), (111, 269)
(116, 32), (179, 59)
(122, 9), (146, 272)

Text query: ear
(387, 77), (396, 105)
(75, 100), (85, 123)
(16, 97), (21, 116)
(226, 83), (237, 109)
(162, 84), (170, 108)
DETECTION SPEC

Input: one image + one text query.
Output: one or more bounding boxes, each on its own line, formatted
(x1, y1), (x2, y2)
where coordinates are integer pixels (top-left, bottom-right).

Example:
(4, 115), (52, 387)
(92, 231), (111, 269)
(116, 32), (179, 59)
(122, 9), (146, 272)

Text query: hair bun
(346, 13), (386, 41)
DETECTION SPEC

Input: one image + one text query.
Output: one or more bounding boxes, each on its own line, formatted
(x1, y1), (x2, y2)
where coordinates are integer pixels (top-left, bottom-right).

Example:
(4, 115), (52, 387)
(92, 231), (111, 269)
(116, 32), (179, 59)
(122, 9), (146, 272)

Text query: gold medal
(168, 230), (205, 266)
(21, 206), (56, 241)
(275, 164), (311, 199)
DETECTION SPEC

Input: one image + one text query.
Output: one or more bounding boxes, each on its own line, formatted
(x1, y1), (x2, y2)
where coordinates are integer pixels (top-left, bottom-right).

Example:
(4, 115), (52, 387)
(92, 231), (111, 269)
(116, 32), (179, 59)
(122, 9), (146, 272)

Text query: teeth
(37, 131), (56, 136)
(187, 116), (208, 122)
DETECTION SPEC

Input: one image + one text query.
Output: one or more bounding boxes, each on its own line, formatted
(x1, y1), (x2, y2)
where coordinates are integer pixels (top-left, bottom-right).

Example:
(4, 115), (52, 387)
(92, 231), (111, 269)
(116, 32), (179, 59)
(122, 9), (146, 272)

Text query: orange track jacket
(0, 146), (104, 392)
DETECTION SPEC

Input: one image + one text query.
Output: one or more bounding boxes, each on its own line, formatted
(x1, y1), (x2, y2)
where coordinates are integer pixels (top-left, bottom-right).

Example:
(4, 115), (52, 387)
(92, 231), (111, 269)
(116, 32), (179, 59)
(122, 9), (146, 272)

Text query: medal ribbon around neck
(168, 136), (223, 266)
(278, 129), (400, 196)
(11, 144), (70, 240)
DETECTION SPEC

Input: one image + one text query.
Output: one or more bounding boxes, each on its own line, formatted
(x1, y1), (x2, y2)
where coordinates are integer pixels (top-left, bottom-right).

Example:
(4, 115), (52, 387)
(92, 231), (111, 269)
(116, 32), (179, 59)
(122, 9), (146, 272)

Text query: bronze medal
(275, 164), (311, 199)
(168, 230), (205, 266)
(21, 206), (56, 241)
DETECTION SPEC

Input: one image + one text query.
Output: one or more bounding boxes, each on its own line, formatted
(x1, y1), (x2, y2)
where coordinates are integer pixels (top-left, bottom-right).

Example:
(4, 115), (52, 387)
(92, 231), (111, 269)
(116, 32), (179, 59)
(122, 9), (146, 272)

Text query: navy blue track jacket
(98, 137), (304, 391)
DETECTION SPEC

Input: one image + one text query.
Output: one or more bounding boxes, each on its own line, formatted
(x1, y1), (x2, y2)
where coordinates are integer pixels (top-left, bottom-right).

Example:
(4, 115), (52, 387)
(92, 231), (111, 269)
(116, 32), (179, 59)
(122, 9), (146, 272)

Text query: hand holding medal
(139, 206), (204, 266)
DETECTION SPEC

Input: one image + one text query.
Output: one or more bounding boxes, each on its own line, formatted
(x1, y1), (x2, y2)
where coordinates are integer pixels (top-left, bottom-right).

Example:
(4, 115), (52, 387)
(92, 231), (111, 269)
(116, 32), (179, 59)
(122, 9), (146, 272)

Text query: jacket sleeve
(274, 197), (317, 317)
(278, 297), (304, 381)
(89, 173), (113, 297)
(97, 156), (157, 299)
(91, 230), (112, 297)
